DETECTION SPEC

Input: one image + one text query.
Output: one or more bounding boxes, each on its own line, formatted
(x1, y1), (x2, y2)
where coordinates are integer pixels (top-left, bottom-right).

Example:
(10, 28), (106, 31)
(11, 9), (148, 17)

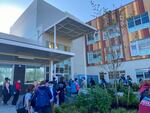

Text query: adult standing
(57, 77), (66, 105)
(2, 77), (11, 104)
(81, 77), (86, 89)
(90, 78), (96, 87)
(12, 80), (21, 105)
(74, 78), (80, 94)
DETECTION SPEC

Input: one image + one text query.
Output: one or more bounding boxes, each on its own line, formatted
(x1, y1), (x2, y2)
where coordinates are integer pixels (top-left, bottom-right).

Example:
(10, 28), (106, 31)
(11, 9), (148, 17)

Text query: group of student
(15, 76), (85, 113)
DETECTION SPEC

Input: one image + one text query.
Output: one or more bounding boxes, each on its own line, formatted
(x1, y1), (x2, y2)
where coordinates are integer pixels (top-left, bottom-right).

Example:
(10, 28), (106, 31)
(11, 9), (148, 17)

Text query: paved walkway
(0, 104), (16, 113)
(0, 98), (16, 113)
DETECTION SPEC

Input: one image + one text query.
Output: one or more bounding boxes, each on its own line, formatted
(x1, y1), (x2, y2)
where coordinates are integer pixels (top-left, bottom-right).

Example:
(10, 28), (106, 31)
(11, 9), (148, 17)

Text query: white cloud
(0, 5), (23, 33)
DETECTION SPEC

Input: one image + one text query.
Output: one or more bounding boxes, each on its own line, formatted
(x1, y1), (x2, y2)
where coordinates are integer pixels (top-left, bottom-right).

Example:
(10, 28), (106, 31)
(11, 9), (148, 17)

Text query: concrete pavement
(0, 104), (16, 113)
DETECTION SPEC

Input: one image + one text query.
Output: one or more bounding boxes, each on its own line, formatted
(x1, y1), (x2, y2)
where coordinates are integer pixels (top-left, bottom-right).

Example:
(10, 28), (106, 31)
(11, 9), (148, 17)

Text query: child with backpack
(33, 81), (52, 113)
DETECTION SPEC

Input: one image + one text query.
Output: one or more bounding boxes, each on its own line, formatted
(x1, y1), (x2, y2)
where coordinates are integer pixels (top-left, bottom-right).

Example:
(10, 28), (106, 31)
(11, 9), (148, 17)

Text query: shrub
(55, 104), (88, 113)
(132, 83), (139, 92)
(119, 87), (139, 108)
(111, 108), (137, 113)
(111, 108), (127, 113)
(76, 86), (112, 113)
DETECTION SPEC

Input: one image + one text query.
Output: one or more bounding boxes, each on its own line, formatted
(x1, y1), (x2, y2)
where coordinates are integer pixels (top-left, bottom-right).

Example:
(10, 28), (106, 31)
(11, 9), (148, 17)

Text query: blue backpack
(35, 87), (52, 108)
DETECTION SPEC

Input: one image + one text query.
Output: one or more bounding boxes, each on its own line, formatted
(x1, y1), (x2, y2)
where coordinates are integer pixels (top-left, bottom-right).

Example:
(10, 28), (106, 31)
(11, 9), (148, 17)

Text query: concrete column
(83, 36), (87, 87)
(54, 25), (57, 49)
(49, 60), (54, 81)
(71, 58), (74, 80)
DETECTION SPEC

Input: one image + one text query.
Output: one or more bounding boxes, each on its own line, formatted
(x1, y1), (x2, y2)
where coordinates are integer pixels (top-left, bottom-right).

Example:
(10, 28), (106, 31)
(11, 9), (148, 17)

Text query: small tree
(90, 0), (128, 106)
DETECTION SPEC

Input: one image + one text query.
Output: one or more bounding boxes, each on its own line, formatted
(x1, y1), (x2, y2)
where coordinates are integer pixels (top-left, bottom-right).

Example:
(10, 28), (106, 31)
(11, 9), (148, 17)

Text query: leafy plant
(76, 86), (112, 113)
(119, 87), (139, 108)
(111, 108), (137, 113)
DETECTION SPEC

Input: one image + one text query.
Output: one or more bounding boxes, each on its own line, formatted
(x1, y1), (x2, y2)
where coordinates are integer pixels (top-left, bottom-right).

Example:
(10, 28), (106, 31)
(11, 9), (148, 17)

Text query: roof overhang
(44, 16), (96, 40)
(0, 34), (74, 65)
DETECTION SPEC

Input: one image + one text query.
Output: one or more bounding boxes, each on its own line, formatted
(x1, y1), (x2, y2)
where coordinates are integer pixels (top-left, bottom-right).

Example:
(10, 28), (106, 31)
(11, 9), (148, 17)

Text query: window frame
(24, 65), (46, 84)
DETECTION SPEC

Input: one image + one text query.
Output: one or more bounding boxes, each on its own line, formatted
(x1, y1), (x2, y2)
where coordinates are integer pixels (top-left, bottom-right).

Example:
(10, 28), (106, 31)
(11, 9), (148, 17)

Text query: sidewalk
(0, 104), (16, 113)
(0, 98), (16, 113)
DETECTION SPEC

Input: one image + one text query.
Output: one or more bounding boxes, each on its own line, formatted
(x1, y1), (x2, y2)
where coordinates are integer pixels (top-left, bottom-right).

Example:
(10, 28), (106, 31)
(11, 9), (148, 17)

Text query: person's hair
(45, 79), (49, 83)
(60, 77), (64, 82)
(48, 81), (53, 84)
(26, 85), (34, 92)
(75, 78), (77, 81)
(40, 80), (46, 85)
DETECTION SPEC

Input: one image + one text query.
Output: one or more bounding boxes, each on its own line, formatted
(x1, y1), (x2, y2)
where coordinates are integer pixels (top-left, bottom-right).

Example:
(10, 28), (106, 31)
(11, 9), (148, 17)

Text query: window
(134, 15), (141, 25)
(105, 45), (123, 61)
(130, 38), (150, 56)
(128, 18), (134, 28)
(141, 12), (150, 24)
(0, 65), (13, 85)
(87, 50), (102, 64)
(127, 12), (150, 30)
(25, 66), (45, 83)
(103, 24), (120, 40)
(56, 60), (71, 76)
(109, 71), (125, 79)
(87, 31), (100, 45)
(136, 68), (150, 83)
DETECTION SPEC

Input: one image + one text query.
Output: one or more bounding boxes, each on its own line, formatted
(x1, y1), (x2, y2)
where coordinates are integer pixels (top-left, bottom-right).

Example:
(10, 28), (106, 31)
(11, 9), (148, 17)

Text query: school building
(0, 0), (95, 87)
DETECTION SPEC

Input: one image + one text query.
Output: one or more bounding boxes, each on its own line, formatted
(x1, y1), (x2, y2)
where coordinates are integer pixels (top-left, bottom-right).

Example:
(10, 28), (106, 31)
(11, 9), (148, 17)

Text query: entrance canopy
(44, 16), (96, 40)
(0, 33), (74, 65)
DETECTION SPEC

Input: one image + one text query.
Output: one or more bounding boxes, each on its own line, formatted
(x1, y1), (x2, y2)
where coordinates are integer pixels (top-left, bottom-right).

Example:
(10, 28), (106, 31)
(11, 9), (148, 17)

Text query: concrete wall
(10, 0), (38, 40)
(37, 0), (66, 32)
(71, 36), (86, 77)
(87, 58), (150, 83)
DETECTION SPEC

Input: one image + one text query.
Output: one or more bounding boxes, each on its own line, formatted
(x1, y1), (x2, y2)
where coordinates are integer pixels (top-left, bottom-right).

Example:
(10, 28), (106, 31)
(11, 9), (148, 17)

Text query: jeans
(12, 90), (20, 105)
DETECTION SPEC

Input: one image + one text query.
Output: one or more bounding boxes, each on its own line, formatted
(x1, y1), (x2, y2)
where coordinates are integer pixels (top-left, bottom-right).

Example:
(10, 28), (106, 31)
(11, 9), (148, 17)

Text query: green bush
(111, 108), (137, 113)
(119, 87), (139, 108)
(76, 86), (112, 113)
(111, 108), (127, 113)
(55, 104), (88, 113)
(132, 83), (139, 92)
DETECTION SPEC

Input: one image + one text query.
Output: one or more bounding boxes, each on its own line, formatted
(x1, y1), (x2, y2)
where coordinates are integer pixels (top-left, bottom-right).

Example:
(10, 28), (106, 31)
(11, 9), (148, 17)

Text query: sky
(0, 0), (133, 33)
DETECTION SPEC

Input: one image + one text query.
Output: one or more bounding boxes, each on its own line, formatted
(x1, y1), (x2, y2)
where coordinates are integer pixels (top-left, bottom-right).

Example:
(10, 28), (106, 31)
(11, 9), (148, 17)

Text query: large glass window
(25, 66), (45, 83)
(130, 38), (150, 56)
(0, 65), (13, 85)
(127, 12), (150, 29)
(87, 31), (100, 45)
(103, 24), (120, 40)
(87, 50), (102, 64)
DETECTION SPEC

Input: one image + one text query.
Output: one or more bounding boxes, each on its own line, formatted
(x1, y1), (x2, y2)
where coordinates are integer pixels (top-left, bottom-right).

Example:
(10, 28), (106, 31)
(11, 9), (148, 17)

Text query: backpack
(30, 93), (36, 107)
(35, 87), (52, 108)
(75, 83), (80, 91)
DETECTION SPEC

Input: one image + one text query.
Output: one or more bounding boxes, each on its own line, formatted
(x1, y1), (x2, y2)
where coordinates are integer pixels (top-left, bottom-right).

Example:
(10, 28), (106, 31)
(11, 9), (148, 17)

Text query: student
(24, 85), (34, 113)
(90, 78), (96, 87)
(12, 80), (22, 105)
(34, 81), (52, 113)
(81, 77), (86, 89)
(57, 77), (66, 105)
(66, 82), (71, 97)
(74, 78), (80, 94)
